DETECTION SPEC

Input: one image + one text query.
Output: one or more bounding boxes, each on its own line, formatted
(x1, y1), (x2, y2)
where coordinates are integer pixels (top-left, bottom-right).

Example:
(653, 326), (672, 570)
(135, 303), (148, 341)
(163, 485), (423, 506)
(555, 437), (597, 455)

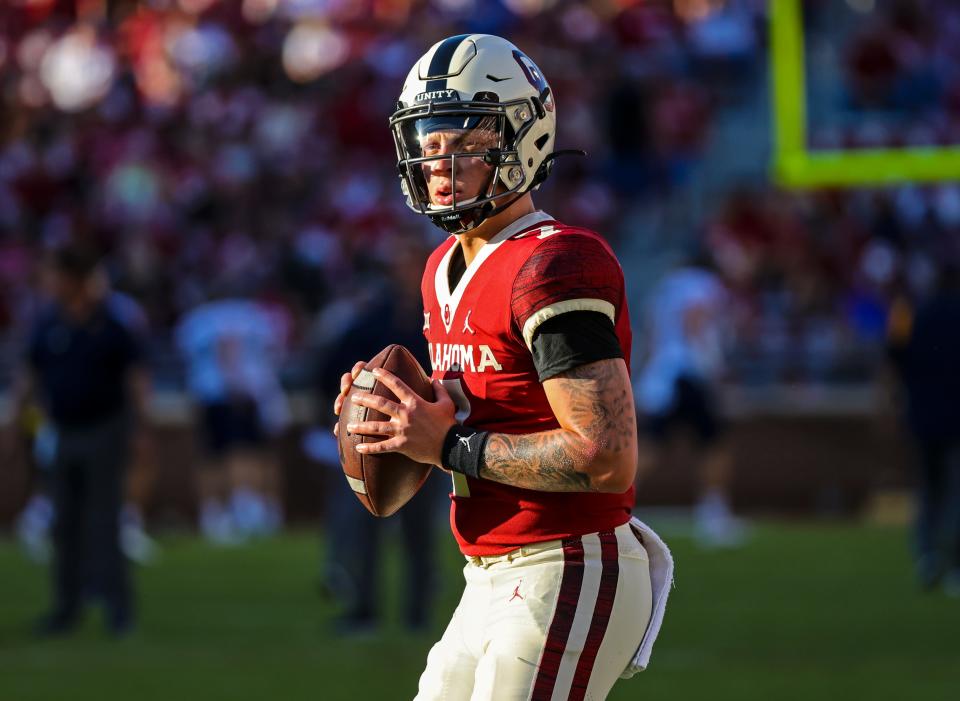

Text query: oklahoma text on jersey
(429, 343), (503, 373)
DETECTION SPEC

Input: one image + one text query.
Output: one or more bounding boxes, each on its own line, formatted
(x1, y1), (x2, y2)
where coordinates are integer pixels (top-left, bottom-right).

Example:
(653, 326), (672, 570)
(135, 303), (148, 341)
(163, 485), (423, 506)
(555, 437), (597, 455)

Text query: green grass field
(1, 522), (958, 700)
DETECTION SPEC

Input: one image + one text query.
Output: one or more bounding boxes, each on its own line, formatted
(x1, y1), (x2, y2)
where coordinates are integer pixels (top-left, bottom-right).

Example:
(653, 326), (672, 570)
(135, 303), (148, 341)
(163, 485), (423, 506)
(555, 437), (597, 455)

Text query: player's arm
(346, 357), (638, 493)
(347, 308), (638, 492)
(478, 358), (637, 493)
(476, 233), (637, 492)
(346, 234), (638, 492)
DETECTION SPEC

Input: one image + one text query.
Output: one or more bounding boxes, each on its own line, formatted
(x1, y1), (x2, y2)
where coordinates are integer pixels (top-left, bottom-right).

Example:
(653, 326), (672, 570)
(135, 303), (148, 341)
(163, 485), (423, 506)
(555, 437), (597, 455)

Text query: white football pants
(414, 521), (652, 701)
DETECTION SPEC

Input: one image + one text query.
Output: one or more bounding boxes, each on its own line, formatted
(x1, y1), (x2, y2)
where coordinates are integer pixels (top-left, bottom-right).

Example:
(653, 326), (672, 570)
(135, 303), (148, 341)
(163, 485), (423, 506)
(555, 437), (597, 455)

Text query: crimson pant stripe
(567, 530), (620, 701)
(529, 537), (585, 701)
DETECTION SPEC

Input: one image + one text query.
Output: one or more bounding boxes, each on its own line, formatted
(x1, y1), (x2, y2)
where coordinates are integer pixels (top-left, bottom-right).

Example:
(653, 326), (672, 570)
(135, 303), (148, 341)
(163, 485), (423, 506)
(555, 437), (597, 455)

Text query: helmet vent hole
(535, 134), (549, 151)
(527, 157), (534, 167)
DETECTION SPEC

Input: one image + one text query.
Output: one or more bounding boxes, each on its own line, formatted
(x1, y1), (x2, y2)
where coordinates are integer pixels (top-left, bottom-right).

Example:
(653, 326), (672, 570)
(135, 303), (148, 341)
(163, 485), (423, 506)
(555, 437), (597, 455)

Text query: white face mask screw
(508, 167), (522, 182)
(514, 108), (529, 122)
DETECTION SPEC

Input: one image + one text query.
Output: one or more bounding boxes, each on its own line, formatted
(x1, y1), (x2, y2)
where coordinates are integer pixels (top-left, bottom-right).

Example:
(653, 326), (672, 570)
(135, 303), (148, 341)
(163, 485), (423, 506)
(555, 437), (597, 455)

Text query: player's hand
(332, 361), (367, 437)
(346, 370), (456, 466)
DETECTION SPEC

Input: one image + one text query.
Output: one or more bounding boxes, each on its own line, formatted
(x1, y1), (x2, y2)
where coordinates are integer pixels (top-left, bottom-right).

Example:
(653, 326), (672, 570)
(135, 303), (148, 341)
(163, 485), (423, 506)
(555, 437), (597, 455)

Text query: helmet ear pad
(496, 99), (554, 194)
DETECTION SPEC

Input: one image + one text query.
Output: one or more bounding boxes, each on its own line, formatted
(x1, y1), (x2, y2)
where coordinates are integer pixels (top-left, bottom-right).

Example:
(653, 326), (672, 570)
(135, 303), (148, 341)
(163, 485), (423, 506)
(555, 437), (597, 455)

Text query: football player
(334, 34), (661, 699)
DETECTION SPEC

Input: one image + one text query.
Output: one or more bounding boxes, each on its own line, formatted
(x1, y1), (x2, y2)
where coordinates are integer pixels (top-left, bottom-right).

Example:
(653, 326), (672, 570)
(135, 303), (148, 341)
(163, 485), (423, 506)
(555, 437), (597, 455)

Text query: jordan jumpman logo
(509, 580), (524, 602)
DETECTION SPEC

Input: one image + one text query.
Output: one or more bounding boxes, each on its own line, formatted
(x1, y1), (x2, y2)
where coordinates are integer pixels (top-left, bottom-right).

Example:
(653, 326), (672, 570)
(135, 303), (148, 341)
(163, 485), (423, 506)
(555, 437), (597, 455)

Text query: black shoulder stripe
(424, 34), (471, 92)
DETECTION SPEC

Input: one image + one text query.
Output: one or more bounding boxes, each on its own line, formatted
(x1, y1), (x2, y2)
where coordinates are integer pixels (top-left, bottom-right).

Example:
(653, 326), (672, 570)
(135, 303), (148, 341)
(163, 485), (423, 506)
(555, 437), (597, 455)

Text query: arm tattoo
(481, 430), (596, 491)
(478, 360), (637, 492)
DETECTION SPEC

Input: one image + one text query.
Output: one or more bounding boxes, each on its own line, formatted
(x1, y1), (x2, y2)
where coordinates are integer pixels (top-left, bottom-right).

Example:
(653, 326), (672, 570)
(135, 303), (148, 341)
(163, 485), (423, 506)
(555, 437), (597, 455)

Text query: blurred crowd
(700, 0), (960, 384)
(0, 0), (958, 392)
(0, 0), (745, 389)
(837, 0), (960, 143)
(706, 183), (960, 384)
(0, 0), (736, 386)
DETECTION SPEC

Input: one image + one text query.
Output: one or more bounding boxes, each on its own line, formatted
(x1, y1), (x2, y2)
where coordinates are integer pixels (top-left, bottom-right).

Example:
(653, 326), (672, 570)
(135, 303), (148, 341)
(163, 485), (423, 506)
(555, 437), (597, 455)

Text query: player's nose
(429, 152), (453, 173)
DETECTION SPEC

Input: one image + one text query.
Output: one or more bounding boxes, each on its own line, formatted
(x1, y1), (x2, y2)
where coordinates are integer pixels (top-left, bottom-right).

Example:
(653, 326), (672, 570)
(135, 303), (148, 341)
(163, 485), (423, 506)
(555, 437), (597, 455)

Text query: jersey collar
(434, 210), (554, 335)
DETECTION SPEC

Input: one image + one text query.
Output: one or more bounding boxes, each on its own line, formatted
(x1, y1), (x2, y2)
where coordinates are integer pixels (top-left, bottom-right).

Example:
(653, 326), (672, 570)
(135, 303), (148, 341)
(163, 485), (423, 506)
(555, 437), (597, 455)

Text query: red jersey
(421, 211), (635, 556)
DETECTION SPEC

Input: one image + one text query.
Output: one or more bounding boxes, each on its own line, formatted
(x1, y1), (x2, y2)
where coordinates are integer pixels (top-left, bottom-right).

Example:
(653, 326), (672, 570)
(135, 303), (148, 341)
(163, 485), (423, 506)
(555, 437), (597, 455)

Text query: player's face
(418, 126), (499, 208)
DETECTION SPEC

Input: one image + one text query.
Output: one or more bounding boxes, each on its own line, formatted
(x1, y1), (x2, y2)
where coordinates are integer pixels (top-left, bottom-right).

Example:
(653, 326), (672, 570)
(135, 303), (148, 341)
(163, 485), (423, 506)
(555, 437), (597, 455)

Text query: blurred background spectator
(4, 243), (150, 636)
(176, 284), (289, 544)
(635, 254), (744, 548)
(887, 261), (960, 594)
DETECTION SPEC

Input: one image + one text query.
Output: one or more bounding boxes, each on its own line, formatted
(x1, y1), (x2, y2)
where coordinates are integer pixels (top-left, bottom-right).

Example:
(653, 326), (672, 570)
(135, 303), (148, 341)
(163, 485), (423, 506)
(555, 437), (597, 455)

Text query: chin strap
(430, 193), (523, 234)
(478, 191), (524, 220)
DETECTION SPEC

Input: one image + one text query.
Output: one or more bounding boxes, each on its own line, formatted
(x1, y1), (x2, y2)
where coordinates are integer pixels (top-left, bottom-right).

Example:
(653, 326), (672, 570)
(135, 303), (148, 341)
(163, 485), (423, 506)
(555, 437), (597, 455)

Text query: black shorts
(644, 375), (723, 446)
(200, 399), (265, 457)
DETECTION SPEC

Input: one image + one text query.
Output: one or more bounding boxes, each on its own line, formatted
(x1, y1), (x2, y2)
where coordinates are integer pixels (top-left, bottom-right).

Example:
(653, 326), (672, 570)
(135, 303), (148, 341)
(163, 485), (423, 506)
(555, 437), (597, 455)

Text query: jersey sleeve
(530, 310), (623, 381)
(511, 232), (624, 351)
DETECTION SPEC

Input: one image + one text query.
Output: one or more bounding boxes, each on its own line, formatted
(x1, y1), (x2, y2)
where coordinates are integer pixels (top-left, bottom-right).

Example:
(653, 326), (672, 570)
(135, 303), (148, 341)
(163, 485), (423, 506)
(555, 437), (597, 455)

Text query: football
(337, 344), (435, 517)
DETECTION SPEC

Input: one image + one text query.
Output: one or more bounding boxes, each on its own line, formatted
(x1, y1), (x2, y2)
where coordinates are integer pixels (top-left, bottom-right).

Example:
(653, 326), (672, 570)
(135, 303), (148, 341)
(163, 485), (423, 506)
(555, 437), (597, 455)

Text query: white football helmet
(390, 34), (559, 234)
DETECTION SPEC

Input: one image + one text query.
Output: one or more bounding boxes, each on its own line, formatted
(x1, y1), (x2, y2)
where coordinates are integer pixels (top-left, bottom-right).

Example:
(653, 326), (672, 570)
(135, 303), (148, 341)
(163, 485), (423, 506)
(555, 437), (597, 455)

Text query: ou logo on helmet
(512, 50), (551, 106)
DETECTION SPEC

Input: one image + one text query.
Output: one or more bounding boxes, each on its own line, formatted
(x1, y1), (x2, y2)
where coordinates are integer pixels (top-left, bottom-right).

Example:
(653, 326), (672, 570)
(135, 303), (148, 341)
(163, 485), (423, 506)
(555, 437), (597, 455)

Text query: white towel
(620, 515), (675, 678)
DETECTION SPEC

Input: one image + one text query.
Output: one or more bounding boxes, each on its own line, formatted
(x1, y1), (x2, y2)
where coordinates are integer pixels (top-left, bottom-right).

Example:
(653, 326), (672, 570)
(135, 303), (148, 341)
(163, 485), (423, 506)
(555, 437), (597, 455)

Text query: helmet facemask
(390, 99), (534, 234)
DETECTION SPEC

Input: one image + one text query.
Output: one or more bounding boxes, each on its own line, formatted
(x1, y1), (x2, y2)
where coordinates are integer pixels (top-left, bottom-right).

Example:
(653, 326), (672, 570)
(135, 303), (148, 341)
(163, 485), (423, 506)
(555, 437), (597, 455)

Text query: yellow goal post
(770, 0), (960, 187)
